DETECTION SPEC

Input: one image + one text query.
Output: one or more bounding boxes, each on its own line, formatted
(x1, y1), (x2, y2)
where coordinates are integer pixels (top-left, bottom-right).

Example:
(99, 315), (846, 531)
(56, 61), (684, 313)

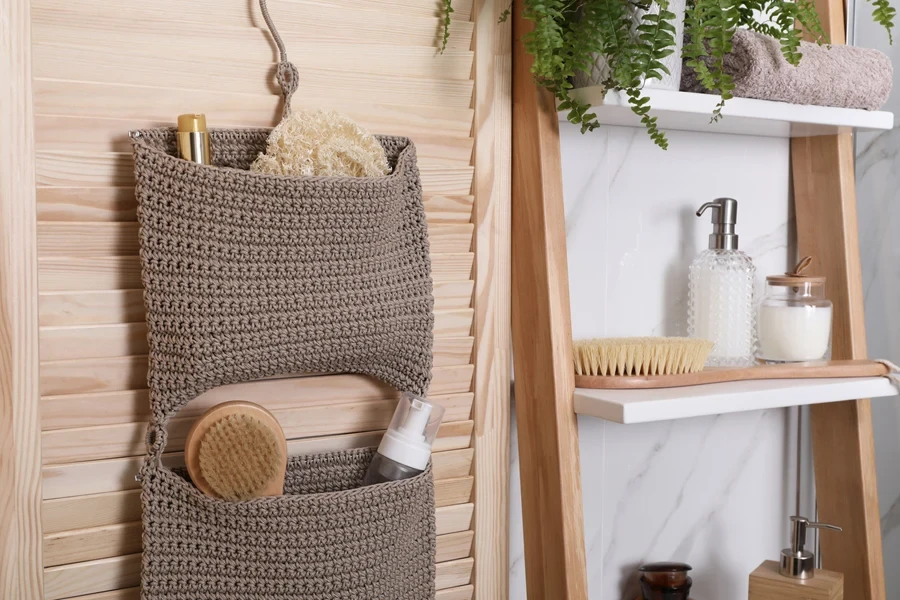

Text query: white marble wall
(510, 124), (817, 599)
(854, 1), (900, 596)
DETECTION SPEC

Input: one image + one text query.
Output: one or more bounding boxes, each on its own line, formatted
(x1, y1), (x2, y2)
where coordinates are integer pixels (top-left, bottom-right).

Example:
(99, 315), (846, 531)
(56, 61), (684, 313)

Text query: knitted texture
(131, 128), (434, 426)
(140, 448), (436, 600)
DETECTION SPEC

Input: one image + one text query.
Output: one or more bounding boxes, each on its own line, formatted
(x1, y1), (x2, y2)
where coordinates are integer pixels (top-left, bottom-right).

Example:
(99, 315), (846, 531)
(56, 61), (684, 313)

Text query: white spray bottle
(363, 393), (445, 485)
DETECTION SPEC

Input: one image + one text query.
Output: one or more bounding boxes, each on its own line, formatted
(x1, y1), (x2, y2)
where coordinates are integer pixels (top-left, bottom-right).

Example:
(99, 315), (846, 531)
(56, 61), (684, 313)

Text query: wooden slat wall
(24, 0), (510, 598)
(1, 0), (44, 598)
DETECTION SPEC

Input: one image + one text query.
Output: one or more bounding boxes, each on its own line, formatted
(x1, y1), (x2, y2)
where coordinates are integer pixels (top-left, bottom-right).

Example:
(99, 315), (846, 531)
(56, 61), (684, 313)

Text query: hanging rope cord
(259, 0), (300, 117)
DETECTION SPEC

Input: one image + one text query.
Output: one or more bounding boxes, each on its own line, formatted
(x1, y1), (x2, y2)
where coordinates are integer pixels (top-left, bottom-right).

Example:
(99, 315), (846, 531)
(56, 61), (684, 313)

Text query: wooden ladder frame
(510, 0), (886, 597)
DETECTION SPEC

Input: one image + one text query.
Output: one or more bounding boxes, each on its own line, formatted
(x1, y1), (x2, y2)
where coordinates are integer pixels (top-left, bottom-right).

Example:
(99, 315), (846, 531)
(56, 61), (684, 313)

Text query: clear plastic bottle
(363, 393), (445, 486)
(688, 199), (757, 367)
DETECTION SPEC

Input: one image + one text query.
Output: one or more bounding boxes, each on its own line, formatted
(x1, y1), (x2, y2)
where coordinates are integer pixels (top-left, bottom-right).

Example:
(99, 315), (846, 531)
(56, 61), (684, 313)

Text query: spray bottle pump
(363, 393), (445, 485)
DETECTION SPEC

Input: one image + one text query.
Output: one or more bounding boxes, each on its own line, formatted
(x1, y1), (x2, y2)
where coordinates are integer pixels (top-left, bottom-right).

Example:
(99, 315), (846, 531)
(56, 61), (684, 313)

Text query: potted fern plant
(443, 0), (895, 148)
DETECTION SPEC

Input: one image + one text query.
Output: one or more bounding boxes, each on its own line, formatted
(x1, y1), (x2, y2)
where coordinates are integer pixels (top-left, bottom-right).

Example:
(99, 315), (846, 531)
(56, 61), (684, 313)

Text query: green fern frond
(870, 0), (896, 43)
(514, 0), (891, 149)
(626, 88), (668, 148)
(439, 0), (454, 53)
(499, 1), (514, 22)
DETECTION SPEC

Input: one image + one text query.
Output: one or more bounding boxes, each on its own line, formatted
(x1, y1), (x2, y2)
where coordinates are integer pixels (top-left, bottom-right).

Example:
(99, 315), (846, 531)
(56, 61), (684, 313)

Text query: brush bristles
(573, 337), (714, 376)
(198, 414), (283, 501)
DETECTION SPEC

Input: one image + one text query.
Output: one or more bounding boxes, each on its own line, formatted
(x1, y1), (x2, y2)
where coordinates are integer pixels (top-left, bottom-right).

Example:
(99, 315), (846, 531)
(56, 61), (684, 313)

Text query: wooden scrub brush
(184, 401), (287, 501)
(574, 337), (714, 381)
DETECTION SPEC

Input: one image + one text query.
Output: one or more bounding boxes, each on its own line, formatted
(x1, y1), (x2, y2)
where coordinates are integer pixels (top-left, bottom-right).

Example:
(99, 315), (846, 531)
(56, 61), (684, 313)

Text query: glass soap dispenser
(688, 198), (757, 366)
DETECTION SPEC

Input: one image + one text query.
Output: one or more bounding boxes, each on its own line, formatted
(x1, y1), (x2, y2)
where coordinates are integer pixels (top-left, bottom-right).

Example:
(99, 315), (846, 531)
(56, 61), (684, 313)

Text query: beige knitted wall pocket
(131, 1), (436, 598)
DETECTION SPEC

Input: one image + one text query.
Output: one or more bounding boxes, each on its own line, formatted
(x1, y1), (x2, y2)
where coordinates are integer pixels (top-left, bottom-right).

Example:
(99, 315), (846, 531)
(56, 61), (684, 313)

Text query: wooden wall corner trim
(1, 0), (45, 596)
(510, 2), (588, 599)
(471, 1), (513, 599)
(791, 0), (885, 596)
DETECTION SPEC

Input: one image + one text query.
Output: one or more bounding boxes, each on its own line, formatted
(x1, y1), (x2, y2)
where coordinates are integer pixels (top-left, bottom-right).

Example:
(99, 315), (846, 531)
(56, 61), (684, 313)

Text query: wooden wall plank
(31, 0), (475, 49)
(40, 393), (474, 465)
(510, 2), (588, 599)
(38, 280), (474, 327)
(42, 475), (472, 546)
(44, 523), (472, 569)
(63, 587), (477, 600)
(34, 152), (475, 192)
(34, 116), (475, 165)
(44, 554), (474, 600)
(471, 0), (512, 599)
(43, 522), (141, 568)
(437, 503), (475, 536)
(32, 50), (474, 109)
(40, 366), (474, 431)
(37, 309), (473, 361)
(42, 425), (474, 499)
(33, 81), (475, 139)
(38, 336), (473, 397)
(437, 558), (475, 589)
(43, 554), (141, 600)
(0, 0), (44, 596)
(38, 338), (471, 398)
(33, 32), (475, 81)
(37, 253), (475, 291)
(36, 222), (474, 257)
(42, 491), (470, 538)
(35, 187), (474, 225)
(437, 585), (475, 600)
(42, 492), (141, 538)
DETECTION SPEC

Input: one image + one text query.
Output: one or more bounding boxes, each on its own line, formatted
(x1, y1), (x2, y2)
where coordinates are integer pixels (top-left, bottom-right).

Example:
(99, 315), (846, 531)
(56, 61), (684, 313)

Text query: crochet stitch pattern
(140, 448), (436, 599)
(131, 129), (436, 599)
(132, 129), (434, 426)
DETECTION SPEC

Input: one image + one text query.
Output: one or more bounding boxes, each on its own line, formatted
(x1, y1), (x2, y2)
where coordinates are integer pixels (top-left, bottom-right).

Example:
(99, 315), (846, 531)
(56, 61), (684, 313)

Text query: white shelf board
(574, 376), (900, 424)
(563, 87), (894, 138)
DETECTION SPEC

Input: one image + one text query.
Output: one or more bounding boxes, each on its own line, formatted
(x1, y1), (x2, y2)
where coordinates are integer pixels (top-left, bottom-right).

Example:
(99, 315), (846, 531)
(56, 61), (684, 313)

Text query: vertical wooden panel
(471, 0), (512, 599)
(509, 2), (588, 599)
(27, 0), (507, 597)
(791, 0), (885, 597)
(0, 0), (44, 596)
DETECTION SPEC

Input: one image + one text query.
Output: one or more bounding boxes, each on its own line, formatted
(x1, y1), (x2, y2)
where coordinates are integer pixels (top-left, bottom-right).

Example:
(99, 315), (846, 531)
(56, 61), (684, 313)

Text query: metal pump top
(696, 197), (740, 250)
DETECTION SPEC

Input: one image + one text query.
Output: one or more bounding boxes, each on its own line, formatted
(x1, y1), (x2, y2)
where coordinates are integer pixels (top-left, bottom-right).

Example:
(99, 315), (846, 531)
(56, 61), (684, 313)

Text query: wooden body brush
(574, 337), (890, 389)
(184, 401), (287, 501)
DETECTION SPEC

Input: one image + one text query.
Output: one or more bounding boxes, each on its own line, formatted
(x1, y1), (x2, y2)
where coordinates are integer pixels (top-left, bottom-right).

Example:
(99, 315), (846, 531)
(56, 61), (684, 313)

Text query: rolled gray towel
(681, 28), (893, 110)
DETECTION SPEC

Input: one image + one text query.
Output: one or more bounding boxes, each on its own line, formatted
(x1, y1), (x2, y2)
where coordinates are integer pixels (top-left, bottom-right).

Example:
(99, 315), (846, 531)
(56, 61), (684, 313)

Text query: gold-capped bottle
(176, 114), (211, 165)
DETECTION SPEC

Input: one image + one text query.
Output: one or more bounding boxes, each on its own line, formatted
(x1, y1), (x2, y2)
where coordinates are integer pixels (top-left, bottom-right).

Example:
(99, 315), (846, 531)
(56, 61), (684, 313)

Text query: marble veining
(855, 1), (900, 596)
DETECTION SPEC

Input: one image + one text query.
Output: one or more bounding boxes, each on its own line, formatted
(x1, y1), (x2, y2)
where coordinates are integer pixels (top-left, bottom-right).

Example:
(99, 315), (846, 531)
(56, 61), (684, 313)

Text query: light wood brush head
(184, 401), (287, 501)
(573, 337), (714, 377)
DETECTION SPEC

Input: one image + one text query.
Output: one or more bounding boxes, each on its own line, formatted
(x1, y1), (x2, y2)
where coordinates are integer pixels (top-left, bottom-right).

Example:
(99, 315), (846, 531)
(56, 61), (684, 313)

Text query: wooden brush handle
(184, 401), (288, 499)
(575, 360), (890, 390)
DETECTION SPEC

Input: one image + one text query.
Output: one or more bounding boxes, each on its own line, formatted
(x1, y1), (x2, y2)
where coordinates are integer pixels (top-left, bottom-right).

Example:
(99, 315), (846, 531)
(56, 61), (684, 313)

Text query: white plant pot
(574, 0), (687, 91)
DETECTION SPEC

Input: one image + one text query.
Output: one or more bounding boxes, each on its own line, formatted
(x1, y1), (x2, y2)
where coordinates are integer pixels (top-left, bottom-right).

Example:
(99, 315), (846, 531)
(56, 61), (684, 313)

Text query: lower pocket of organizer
(140, 447), (436, 600)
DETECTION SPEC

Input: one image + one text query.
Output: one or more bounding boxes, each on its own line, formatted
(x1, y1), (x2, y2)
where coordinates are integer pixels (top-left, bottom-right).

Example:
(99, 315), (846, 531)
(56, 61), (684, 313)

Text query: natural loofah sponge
(250, 108), (390, 178)
(198, 413), (285, 501)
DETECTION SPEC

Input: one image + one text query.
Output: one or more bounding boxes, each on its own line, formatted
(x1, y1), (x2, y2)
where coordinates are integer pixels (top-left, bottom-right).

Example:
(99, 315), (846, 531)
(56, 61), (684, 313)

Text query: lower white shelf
(574, 376), (900, 424)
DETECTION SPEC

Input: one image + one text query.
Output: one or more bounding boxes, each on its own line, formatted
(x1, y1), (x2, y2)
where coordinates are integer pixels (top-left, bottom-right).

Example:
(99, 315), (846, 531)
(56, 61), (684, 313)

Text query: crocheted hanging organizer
(131, 2), (436, 598)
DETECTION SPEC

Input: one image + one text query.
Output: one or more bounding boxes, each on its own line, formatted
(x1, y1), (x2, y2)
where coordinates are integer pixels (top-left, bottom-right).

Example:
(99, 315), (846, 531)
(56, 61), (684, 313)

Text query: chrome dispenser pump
(779, 516), (842, 579)
(696, 197), (739, 250)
